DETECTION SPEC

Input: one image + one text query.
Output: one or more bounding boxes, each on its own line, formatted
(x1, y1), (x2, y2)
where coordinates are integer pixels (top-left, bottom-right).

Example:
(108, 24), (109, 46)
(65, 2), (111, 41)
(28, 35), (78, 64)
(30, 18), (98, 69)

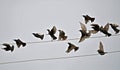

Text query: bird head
(58, 30), (61, 32)
(68, 42), (71, 45)
(47, 29), (50, 32)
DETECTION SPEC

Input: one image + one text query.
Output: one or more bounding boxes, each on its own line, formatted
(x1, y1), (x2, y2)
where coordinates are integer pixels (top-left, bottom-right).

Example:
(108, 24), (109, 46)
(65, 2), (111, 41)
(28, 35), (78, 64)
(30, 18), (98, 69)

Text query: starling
(90, 24), (100, 34)
(58, 30), (67, 40)
(100, 23), (111, 37)
(109, 23), (119, 34)
(66, 42), (79, 53)
(47, 26), (57, 40)
(83, 15), (95, 24)
(32, 33), (44, 40)
(2, 43), (14, 52)
(97, 41), (106, 55)
(79, 22), (91, 42)
(14, 39), (26, 48)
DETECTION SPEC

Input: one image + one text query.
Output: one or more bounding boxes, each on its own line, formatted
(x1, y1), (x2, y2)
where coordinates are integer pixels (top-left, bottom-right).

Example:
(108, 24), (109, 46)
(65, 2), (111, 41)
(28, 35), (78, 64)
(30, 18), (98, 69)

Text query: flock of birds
(1, 15), (120, 55)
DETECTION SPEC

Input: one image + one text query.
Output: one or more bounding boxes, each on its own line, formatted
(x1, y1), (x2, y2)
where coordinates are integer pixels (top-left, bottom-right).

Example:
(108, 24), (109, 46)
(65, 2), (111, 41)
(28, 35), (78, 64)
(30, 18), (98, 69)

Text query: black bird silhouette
(83, 15), (95, 24)
(109, 23), (120, 34)
(32, 33), (44, 40)
(99, 23), (111, 37)
(66, 42), (79, 53)
(2, 43), (14, 52)
(14, 39), (26, 48)
(97, 41), (106, 55)
(47, 26), (57, 40)
(79, 22), (91, 42)
(58, 30), (67, 40)
(90, 24), (100, 34)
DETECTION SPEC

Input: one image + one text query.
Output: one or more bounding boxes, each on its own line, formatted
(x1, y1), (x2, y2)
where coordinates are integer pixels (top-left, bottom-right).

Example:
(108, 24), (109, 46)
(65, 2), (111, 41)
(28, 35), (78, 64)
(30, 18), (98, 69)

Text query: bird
(79, 22), (91, 42)
(47, 26), (57, 40)
(58, 30), (67, 40)
(99, 23), (111, 37)
(66, 42), (79, 53)
(32, 33), (44, 40)
(2, 43), (14, 52)
(109, 23), (120, 34)
(97, 41), (106, 55)
(82, 15), (95, 24)
(14, 39), (26, 48)
(90, 24), (100, 34)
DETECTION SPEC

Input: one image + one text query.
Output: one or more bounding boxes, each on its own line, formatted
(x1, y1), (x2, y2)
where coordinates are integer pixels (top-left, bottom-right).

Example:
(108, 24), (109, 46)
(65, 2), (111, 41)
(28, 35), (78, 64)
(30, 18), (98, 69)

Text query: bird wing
(89, 30), (98, 34)
(61, 30), (65, 36)
(91, 24), (99, 27)
(2, 43), (10, 47)
(113, 24), (119, 27)
(79, 36), (86, 42)
(83, 15), (89, 24)
(51, 26), (57, 34)
(85, 19), (89, 24)
(104, 23), (109, 31)
(66, 46), (73, 53)
(32, 33), (40, 38)
(79, 22), (87, 31)
(99, 41), (104, 52)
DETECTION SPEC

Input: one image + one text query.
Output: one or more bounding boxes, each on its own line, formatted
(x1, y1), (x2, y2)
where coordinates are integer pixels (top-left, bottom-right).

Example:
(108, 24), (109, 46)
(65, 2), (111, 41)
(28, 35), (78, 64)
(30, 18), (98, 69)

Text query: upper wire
(0, 34), (119, 45)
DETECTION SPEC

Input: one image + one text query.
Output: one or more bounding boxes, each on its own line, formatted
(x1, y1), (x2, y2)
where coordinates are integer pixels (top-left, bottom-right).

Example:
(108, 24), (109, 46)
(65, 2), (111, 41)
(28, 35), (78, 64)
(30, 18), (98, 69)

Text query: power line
(0, 50), (120, 65)
(0, 34), (120, 45)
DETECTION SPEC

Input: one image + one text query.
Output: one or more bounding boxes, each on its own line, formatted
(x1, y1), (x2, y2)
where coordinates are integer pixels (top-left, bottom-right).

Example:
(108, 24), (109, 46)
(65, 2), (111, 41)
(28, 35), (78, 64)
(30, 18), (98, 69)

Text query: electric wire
(0, 50), (120, 65)
(0, 34), (120, 45)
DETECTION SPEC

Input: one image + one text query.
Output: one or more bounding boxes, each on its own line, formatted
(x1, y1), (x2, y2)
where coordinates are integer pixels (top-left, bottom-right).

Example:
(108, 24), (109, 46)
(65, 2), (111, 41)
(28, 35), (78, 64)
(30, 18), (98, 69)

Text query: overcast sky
(0, 0), (120, 70)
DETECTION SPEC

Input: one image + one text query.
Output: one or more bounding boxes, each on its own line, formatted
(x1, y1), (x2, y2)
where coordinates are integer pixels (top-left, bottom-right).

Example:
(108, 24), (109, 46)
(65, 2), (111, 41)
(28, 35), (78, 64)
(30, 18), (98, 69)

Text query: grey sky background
(0, 0), (120, 70)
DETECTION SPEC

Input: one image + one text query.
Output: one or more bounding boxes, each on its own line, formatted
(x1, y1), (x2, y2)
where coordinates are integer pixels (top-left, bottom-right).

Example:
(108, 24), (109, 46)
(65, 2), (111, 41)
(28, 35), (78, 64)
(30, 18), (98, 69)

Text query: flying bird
(2, 43), (14, 52)
(66, 42), (79, 53)
(14, 39), (26, 48)
(109, 23), (120, 34)
(47, 26), (57, 40)
(83, 15), (95, 24)
(58, 30), (67, 40)
(97, 41), (106, 55)
(90, 24), (100, 34)
(79, 22), (91, 42)
(99, 23), (111, 37)
(32, 33), (44, 40)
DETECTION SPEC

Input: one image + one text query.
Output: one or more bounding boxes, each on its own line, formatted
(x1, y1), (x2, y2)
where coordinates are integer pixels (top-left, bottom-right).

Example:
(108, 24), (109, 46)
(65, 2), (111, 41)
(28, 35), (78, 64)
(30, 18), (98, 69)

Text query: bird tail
(74, 47), (79, 52)
(115, 29), (120, 34)
(66, 50), (70, 53)
(10, 45), (14, 52)
(107, 33), (112, 37)
(22, 43), (26, 47)
(63, 36), (67, 40)
(52, 35), (57, 40)
(90, 18), (95, 22)
(41, 35), (44, 40)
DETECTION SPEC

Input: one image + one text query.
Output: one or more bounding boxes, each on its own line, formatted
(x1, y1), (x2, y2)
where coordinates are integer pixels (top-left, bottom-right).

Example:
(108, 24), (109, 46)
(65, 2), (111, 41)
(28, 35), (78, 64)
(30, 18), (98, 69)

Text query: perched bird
(109, 23), (120, 34)
(97, 41), (106, 55)
(2, 43), (14, 52)
(58, 30), (67, 40)
(90, 24), (100, 34)
(99, 23), (111, 37)
(14, 39), (26, 48)
(83, 15), (95, 24)
(47, 26), (57, 40)
(79, 22), (91, 42)
(32, 33), (44, 40)
(66, 42), (79, 53)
